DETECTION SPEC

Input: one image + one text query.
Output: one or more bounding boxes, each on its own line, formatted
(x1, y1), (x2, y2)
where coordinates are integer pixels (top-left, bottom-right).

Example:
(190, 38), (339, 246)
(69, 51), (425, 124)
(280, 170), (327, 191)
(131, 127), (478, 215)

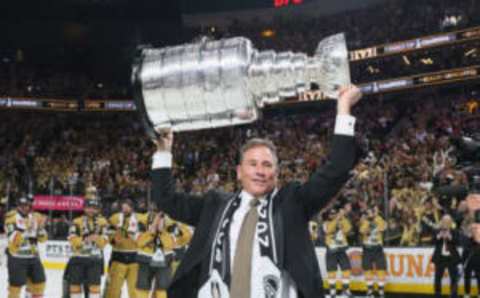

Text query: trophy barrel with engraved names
(132, 33), (350, 135)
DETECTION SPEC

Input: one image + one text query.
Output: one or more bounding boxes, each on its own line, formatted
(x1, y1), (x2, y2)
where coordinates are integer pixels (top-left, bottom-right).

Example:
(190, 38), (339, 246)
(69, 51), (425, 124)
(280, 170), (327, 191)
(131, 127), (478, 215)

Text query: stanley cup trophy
(132, 33), (350, 135)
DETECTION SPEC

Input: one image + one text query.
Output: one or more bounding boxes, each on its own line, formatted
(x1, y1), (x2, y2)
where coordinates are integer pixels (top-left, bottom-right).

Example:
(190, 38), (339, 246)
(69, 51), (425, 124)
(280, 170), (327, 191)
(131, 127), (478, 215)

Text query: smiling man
(236, 139), (278, 197)
(150, 85), (362, 298)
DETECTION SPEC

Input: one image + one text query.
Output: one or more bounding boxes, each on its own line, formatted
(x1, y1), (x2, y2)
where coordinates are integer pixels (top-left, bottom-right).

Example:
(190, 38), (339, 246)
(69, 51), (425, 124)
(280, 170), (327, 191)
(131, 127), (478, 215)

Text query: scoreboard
(181, 0), (311, 14)
(273, 0), (305, 8)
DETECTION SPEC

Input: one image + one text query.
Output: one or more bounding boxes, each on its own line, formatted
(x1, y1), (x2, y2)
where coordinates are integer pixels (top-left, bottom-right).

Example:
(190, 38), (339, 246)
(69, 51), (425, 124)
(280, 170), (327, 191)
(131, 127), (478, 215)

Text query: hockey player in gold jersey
(135, 211), (172, 298)
(135, 210), (192, 298)
(324, 208), (352, 298)
(105, 199), (147, 298)
(163, 216), (192, 275)
(5, 196), (48, 298)
(67, 199), (109, 298)
(359, 205), (387, 298)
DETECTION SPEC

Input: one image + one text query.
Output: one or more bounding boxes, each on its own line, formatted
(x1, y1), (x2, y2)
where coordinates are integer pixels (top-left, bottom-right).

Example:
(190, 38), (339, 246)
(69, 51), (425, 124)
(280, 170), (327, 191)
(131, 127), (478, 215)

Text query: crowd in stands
(0, 57), (129, 99)
(207, 0), (480, 83)
(221, 0), (479, 52)
(1, 86), (479, 245)
(0, 0), (479, 99)
(1, 0), (480, 246)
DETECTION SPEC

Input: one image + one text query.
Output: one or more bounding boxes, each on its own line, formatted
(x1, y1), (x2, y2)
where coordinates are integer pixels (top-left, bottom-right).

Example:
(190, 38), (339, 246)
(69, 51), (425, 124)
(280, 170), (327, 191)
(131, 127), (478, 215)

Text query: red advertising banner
(33, 195), (85, 211)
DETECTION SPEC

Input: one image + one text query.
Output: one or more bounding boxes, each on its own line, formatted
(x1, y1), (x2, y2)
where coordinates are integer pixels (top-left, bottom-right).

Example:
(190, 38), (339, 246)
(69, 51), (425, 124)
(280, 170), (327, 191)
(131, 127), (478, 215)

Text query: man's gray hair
(239, 138), (279, 167)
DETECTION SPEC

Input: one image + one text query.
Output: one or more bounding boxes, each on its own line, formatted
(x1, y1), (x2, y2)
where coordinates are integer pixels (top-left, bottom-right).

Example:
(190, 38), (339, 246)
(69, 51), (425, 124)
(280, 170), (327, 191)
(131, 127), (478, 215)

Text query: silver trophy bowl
(132, 33), (350, 134)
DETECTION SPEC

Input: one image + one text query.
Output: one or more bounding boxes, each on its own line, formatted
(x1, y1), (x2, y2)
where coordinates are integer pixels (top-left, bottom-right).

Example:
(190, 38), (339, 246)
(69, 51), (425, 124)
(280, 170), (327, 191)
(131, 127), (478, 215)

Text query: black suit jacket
(151, 134), (356, 298)
(431, 229), (461, 265)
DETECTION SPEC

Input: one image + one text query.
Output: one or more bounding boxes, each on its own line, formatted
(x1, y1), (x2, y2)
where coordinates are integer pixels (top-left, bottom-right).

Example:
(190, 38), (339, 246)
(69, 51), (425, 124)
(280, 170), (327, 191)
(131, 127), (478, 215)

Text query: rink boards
(1, 240), (479, 295)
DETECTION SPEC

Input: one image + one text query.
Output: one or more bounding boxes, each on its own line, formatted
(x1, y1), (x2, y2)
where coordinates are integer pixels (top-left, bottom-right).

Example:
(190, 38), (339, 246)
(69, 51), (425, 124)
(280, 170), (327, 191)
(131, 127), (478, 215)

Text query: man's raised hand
(337, 84), (362, 115)
(153, 128), (173, 152)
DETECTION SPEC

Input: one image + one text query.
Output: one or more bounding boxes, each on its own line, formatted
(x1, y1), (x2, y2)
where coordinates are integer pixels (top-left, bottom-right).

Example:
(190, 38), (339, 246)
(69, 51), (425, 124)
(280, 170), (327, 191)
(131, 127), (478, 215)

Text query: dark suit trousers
(464, 253), (480, 295)
(434, 257), (458, 298)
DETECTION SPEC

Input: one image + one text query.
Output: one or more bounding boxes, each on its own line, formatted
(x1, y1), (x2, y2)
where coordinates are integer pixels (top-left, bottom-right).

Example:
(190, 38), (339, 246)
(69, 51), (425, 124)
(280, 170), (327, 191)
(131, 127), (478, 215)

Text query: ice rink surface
(0, 250), (462, 298)
(0, 264), (433, 298)
(0, 259), (131, 298)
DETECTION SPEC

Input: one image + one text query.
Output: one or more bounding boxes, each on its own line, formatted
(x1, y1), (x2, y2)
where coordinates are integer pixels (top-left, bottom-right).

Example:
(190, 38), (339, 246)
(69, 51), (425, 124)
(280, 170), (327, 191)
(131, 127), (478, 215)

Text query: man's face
(18, 203), (31, 216)
(84, 206), (97, 217)
(328, 211), (336, 220)
(440, 215), (452, 229)
(467, 194), (480, 242)
(473, 223), (480, 243)
(373, 206), (380, 216)
(122, 203), (133, 215)
(367, 209), (374, 219)
(467, 194), (480, 215)
(237, 145), (277, 198)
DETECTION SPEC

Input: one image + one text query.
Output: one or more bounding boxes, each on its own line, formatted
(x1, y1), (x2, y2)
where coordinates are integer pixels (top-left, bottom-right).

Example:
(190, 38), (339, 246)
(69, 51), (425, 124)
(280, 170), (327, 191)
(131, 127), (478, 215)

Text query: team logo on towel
(210, 281), (221, 298)
(263, 274), (280, 298)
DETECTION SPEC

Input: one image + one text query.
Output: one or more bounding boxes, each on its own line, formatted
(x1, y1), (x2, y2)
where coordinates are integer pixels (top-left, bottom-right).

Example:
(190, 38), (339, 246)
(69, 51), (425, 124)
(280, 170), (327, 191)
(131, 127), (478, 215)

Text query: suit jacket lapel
(273, 193), (285, 269)
(171, 193), (231, 284)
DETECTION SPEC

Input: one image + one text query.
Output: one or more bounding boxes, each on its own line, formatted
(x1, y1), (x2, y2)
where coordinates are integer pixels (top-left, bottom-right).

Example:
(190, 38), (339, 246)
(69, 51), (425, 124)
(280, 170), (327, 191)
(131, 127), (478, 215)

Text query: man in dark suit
(431, 214), (461, 298)
(150, 85), (362, 298)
